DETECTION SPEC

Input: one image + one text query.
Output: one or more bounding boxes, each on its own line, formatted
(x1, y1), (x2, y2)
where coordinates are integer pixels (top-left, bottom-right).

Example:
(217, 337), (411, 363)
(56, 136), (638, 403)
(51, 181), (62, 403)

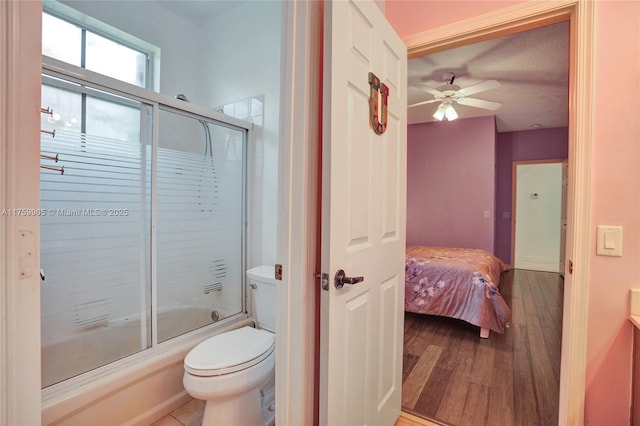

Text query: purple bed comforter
(405, 246), (512, 334)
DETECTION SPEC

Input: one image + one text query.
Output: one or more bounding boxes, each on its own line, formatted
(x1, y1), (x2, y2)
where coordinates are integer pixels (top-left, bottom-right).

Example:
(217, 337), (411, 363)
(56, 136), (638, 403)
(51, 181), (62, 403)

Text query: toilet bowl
(183, 266), (277, 426)
(183, 326), (275, 425)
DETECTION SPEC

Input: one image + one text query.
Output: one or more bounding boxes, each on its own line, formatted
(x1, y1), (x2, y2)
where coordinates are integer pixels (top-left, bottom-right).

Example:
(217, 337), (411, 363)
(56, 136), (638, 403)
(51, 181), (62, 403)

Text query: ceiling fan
(409, 73), (502, 121)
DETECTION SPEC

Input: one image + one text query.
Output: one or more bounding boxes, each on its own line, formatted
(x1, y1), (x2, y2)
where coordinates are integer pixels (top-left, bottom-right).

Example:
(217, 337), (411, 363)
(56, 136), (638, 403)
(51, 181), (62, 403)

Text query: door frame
(275, 1), (322, 425)
(403, 1), (593, 424)
(511, 159), (566, 272)
(0, 1), (322, 424)
(0, 1), (43, 424)
(278, 0), (593, 424)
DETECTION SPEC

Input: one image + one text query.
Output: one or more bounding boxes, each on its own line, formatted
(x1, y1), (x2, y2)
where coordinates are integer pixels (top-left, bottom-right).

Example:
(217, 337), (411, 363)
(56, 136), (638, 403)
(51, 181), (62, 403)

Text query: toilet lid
(184, 326), (275, 376)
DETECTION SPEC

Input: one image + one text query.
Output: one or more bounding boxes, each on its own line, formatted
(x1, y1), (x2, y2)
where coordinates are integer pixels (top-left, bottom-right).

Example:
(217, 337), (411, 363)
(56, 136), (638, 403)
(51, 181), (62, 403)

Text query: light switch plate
(596, 225), (623, 256)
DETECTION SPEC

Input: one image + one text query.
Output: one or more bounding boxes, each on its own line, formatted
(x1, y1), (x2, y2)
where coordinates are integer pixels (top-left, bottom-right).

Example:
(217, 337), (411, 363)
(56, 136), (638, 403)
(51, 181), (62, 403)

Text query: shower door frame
(39, 55), (254, 396)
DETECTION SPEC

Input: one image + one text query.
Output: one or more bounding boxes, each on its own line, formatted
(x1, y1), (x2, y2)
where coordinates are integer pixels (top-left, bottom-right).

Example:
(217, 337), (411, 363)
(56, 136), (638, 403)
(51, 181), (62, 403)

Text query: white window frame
(42, 0), (160, 91)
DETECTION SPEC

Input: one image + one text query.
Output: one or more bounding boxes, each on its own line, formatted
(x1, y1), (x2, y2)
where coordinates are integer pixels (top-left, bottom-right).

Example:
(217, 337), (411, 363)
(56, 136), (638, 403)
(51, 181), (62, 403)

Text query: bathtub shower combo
(39, 74), (255, 396)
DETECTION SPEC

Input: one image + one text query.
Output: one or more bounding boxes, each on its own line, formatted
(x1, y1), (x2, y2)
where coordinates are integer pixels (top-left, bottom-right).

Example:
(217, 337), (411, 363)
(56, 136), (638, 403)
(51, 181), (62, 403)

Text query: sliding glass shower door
(40, 77), (153, 387)
(40, 76), (248, 388)
(155, 109), (245, 342)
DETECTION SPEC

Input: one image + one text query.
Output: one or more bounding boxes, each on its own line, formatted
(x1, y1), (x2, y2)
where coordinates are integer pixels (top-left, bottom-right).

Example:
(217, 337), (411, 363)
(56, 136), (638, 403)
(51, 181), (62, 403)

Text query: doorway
(513, 161), (566, 273)
(404, 29), (569, 424)
(401, 2), (594, 424)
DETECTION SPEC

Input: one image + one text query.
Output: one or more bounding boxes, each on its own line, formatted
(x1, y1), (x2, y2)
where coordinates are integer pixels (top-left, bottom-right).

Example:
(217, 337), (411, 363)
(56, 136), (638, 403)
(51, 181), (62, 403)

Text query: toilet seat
(184, 326), (275, 377)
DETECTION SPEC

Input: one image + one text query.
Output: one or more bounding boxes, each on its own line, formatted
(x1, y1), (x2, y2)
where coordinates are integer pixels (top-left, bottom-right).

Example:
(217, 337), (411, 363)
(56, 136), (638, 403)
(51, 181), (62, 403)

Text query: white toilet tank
(247, 266), (277, 332)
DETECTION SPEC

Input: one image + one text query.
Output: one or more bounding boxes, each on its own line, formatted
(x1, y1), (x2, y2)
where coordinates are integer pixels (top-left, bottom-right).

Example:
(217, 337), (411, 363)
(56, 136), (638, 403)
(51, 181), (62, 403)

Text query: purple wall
(407, 116), (496, 253)
(407, 120), (568, 263)
(495, 127), (569, 264)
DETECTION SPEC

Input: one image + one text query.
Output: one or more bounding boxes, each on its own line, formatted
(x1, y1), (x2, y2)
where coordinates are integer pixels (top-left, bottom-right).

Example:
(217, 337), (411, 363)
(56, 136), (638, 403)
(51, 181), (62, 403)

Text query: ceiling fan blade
(415, 83), (444, 97)
(408, 99), (440, 108)
(456, 79), (501, 97)
(456, 97), (502, 110)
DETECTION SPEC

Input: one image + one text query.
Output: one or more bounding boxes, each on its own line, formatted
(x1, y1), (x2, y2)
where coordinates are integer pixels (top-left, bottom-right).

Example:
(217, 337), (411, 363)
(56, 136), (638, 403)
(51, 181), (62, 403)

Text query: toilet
(183, 266), (277, 426)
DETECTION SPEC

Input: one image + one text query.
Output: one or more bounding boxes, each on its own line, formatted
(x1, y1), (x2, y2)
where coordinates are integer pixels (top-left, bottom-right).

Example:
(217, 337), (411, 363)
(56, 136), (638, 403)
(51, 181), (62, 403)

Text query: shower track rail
(42, 56), (253, 133)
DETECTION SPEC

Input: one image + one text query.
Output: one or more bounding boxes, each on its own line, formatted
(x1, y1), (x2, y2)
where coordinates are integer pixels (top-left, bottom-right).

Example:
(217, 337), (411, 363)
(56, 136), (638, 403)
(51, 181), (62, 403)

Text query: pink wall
(388, 1), (640, 424)
(587, 1), (640, 424)
(386, 0), (528, 38)
(407, 116), (495, 252)
(495, 128), (568, 264)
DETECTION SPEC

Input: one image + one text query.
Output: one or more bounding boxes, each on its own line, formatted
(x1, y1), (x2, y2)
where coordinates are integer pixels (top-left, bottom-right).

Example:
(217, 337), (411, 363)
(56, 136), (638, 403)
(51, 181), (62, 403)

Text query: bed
(405, 246), (511, 338)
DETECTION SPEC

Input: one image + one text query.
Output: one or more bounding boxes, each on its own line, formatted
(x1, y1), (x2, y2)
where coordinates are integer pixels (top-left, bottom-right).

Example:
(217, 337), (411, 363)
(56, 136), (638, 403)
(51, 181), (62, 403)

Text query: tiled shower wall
(217, 95), (265, 270)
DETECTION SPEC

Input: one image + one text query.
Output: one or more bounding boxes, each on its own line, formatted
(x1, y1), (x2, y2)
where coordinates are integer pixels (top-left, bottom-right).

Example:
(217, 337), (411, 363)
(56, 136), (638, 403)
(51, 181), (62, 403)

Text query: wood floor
(401, 269), (563, 426)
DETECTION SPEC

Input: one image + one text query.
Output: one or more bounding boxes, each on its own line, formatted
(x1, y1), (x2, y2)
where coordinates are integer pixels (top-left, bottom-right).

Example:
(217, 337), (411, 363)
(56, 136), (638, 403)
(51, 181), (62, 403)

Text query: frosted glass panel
(156, 109), (245, 342)
(41, 82), (82, 132)
(40, 81), (152, 388)
(86, 96), (141, 142)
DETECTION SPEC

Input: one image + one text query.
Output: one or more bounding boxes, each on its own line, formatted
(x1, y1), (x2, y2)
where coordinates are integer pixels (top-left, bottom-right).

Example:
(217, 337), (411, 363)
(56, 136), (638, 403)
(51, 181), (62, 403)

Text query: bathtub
(41, 306), (251, 425)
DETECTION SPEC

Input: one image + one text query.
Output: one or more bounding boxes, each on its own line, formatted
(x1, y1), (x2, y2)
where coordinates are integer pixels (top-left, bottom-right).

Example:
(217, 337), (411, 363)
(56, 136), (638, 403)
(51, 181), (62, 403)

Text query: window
(42, 6), (155, 89)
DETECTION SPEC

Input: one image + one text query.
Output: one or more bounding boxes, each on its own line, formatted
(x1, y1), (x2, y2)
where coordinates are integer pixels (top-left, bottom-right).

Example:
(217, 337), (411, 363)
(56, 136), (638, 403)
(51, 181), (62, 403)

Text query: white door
(319, 1), (407, 425)
(514, 162), (563, 272)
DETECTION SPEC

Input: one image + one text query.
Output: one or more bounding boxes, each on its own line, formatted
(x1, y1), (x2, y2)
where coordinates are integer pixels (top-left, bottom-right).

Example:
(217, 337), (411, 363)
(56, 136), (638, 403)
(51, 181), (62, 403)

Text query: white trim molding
(404, 0), (579, 59)
(0, 1), (44, 424)
(276, 1), (322, 425)
(559, 1), (594, 424)
(404, 1), (594, 424)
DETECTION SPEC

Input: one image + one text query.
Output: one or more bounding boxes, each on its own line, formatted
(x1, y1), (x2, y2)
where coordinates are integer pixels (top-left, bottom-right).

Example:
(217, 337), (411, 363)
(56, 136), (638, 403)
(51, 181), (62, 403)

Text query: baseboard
(397, 410), (451, 426)
(514, 258), (560, 273)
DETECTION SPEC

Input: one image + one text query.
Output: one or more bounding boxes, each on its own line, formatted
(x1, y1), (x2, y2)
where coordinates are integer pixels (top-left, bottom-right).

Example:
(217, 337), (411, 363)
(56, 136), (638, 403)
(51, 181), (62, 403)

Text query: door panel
(345, 83), (372, 245)
(382, 95), (402, 241)
(320, 1), (407, 424)
(378, 274), (402, 406)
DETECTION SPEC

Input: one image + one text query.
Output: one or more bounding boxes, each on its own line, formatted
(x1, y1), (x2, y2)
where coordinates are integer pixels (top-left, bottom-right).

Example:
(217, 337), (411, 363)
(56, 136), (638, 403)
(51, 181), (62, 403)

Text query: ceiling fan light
(444, 103), (458, 121)
(433, 104), (446, 121)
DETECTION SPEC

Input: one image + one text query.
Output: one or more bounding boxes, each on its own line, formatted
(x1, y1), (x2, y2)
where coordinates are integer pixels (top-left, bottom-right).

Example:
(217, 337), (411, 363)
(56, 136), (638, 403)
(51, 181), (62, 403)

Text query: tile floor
(151, 398), (205, 426)
(150, 399), (441, 426)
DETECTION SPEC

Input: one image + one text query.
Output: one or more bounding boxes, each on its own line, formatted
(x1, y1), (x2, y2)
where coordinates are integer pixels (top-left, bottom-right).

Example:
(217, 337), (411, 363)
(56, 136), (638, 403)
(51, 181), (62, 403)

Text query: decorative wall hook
(40, 164), (64, 175)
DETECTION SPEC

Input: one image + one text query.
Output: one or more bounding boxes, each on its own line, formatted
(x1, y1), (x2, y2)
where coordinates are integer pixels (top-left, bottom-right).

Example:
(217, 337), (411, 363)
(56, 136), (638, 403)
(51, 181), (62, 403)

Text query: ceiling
(408, 21), (570, 133)
(152, 0), (245, 26)
(152, 3), (569, 133)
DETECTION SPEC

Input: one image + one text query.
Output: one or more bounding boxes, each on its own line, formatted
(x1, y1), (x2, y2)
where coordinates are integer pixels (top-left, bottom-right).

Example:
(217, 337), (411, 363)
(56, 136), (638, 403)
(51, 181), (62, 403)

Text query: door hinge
(275, 264), (283, 281)
(316, 272), (329, 291)
(17, 230), (37, 279)
(568, 260), (573, 274)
